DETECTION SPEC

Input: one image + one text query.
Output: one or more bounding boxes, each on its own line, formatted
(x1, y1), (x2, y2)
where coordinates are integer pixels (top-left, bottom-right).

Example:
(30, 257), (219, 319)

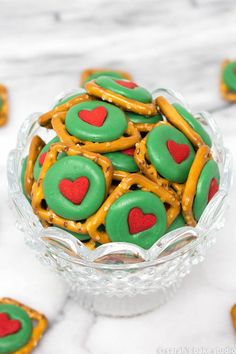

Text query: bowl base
(71, 280), (182, 317)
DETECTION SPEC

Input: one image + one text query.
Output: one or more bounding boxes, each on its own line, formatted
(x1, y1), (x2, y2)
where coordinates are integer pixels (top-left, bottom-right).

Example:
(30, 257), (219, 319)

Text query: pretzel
(87, 173), (181, 244)
(24, 135), (45, 199)
(85, 80), (157, 116)
(182, 145), (211, 226)
(231, 304), (236, 332)
(134, 124), (184, 197)
(38, 93), (93, 128)
(0, 84), (8, 127)
(52, 112), (141, 153)
(113, 170), (130, 181)
(156, 96), (204, 148)
(31, 142), (113, 241)
(133, 122), (157, 133)
(220, 60), (236, 102)
(0, 297), (48, 354)
(83, 239), (96, 250)
(80, 68), (133, 87)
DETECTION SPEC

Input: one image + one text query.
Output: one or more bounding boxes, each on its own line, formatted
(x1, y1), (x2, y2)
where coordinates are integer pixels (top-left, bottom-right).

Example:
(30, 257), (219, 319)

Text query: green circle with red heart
(126, 111), (162, 124)
(103, 148), (138, 173)
(83, 71), (125, 86)
(172, 103), (212, 147)
(105, 190), (167, 249)
(43, 155), (106, 220)
(193, 159), (220, 221)
(146, 125), (195, 183)
(95, 76), (153, 103)
(65, 100), (128, 142)
(223, 61), (236, 92)
(0, 304), (32, 353)
(33, 136), (65, 181)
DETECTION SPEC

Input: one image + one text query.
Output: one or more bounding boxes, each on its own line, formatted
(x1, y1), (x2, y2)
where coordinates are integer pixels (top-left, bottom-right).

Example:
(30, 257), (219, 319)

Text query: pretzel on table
(0, 297), (48, 354)
(0, 84), (8, 127)
(220, 60), (236, 102)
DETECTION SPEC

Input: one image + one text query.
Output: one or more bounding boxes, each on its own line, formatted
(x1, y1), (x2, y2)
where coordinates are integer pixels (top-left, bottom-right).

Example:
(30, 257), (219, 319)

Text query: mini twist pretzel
(80, 68), (133, 87)
(85, 80), (157, 116)
(0, 84), (8, 127)
(182, 145), (211, 226)
(38, 93), (93, 128)
(156, 96), (204, 148)
(25, 135), (45, 199)
(52, 112), (141, 153)
(87, 173), (181, 244)
(0, 297), (48, 354)
(220, 60), (236, 102)
(31, 142), (113, 238)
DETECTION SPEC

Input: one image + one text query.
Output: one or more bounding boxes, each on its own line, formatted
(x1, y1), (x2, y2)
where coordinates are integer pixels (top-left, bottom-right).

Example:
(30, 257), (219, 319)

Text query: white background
(0, 0), (236, 352)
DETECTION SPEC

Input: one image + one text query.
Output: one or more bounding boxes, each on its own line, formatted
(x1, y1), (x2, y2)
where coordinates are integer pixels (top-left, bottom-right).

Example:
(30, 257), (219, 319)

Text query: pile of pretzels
(21, 68), (220, 250)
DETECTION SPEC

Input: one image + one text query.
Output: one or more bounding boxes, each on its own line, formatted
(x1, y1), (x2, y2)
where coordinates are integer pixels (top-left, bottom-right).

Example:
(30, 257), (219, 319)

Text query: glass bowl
(7, 88), (232, 317)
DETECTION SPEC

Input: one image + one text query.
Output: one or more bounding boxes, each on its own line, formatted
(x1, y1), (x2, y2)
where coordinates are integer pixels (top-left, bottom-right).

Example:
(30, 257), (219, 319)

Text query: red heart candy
(121, 148), (135, 156)
(128, 207), (156, 234)
(59, 177), (89, 205)
(0, 313), (21, 338)
(39, 152), (47, 166)
(115, 80), (138, 89)
(208, 178), (219, 202)
(167, 140), (190, 164)
(78, 107), (107, 127)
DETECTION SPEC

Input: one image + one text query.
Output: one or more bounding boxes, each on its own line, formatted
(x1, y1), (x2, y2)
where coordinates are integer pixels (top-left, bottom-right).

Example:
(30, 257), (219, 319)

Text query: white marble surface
(1, 0), (236, 352)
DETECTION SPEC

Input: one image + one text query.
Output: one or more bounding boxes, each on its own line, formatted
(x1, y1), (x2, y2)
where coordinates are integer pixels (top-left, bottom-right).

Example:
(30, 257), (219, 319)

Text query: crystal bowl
(7, 88), (232, 317)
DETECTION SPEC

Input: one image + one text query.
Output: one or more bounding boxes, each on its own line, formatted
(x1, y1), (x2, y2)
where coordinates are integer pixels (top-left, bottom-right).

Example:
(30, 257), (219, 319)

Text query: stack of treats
(21, 68), (220, 250)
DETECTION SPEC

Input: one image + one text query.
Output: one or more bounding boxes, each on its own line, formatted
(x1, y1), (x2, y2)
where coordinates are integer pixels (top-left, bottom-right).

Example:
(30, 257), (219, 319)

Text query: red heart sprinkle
(59, 177), (89, 205)
(78, 107), (107, 127)
(39, 152), (47, 166)
(115, 80), (138, 89)
(208, 178), (219, 202)
(167, 140), (190, 164)
(128, 207), (156, 234)
(121, 148), (135, 156)
(0, 313), (21, 338)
